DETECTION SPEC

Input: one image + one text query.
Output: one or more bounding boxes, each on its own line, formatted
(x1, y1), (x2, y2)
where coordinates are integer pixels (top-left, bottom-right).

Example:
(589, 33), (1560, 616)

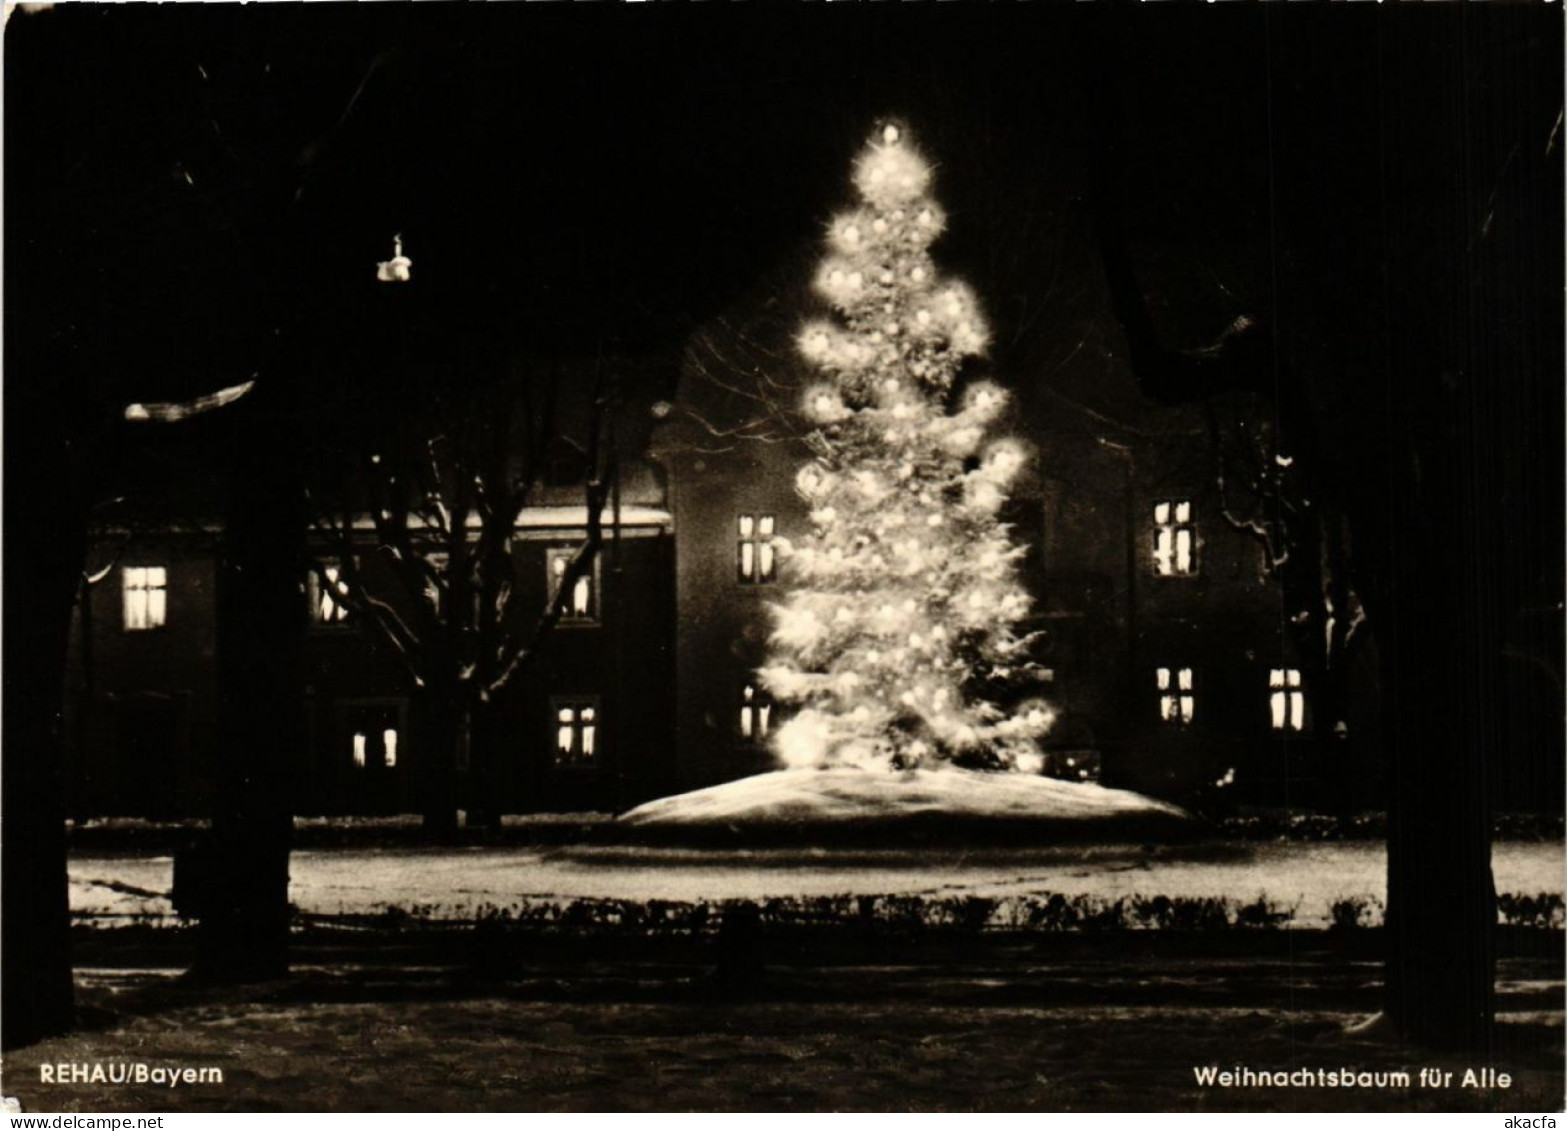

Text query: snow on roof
(350, 505), (674, 532)
(96, 505), (674, 538)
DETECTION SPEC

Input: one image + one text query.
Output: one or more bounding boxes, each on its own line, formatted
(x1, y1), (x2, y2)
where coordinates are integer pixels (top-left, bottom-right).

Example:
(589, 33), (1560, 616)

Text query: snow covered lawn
(617, 767), (1189, 840)
(70, 838), (1564, 929)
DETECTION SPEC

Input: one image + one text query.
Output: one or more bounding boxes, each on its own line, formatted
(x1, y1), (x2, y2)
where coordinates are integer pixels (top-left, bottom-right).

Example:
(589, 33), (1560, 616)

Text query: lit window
(309, 563), (351, 625)
(351, 727), (398, 769)
(738, 514), (777, 584)
(346, 705), (401, 771)
(1156, 666), (1195, 724)
(122, 566), (168, 631)
(546, 548), (597, 622)
(740, 683), (773, 742)
(1269, 668), (1305, 732)
(1153, 500), (1195, 576)
(552, 698), (600, 768)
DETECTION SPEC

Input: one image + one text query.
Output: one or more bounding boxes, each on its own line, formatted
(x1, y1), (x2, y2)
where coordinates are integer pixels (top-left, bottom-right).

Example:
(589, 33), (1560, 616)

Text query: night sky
(8, 8), (1558, 383)
(0, 9), (1460, 387)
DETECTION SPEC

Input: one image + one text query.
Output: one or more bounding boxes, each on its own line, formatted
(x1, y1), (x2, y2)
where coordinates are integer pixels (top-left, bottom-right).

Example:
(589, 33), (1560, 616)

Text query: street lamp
(376, 234), (412, 283)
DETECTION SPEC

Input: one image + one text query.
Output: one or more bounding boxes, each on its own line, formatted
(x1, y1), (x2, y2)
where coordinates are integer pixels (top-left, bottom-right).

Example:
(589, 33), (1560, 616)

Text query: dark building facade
(652, 401), (1347, 812)
(64, 478), (678, 819)
(65, 375), (1363, 819)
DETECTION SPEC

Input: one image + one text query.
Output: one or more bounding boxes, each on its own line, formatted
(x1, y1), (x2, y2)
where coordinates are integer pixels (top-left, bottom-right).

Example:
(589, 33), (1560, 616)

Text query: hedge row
(1217, 811), (1564, 842)
(349, 889), (1564, 935)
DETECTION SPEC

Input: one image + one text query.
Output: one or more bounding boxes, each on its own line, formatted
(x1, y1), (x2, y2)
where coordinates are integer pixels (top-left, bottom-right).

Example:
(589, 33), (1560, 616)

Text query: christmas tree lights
(761, 123), (1054, 773)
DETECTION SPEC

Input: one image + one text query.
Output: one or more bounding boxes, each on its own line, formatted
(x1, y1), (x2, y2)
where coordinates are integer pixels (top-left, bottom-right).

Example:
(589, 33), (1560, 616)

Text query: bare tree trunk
(417, 688), (464, 840)
(74, 573), (96, 820)
(1379, 567), (1497, 1049)
(1366, 340), (1500, 1050)
(465, 702), (503, 832)
(194, 411), (302, 982)
(1, 494), (83, 1048)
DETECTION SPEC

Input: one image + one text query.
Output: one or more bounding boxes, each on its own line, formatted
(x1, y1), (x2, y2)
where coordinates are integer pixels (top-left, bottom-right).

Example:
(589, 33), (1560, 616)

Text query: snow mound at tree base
(614, 768), (1197, 846)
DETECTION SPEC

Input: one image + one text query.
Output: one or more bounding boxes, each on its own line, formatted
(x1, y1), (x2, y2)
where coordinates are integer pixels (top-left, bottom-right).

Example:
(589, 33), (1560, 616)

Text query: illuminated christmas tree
(761, 123), (1054, 773)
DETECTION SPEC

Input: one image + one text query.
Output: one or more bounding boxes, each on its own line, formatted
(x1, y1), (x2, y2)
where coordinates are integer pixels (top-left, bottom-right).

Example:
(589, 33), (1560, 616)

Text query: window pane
(383, 729), (398, 768)
(1174, 501), (1190, 524)
(124, 589), (147, 630)
(1287, 669), (1302, 688)
(552, 555), (566, 578)
(740, 706), (753, 738)
(1154, 530), (1173, 575)
(1156, 667), (1170, 690)
(740, 542), (755, 580)
(1290, 691), (1305, 731)
(555, 701), (598, 766)
(1175, 529), (1192, 573)
(1160, 694), (1174, 721)
(1153, 502), (1170, 525)
(758, 515), (775, 537)
(1178, 668), (1193, 691)
(1271, 690), (1287, 730)
(758, 704), (771, 737)
(738, 515), (755, 538)
(759, 543), (776, 582)
(572, 575), (591, 616)
(353, 732), (367, 768)
(1180, 694), (1194, 721)
(317, 565), (348, 623)
(1269, 668), (1284, 688)
(123, 567), (167, 631)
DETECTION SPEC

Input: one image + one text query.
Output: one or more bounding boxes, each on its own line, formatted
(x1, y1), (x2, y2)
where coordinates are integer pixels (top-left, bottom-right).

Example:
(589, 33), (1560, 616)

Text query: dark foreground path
(3, 931), (1560, 1112)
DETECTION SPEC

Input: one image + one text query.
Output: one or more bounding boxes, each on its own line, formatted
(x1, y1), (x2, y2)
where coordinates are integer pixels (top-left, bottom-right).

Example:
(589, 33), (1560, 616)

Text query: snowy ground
(6, 963), (1562, 1112)
(70, 839), (1564, 929)
(41, 795), (1567, 1113)
(618, 767), (1189, 832)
